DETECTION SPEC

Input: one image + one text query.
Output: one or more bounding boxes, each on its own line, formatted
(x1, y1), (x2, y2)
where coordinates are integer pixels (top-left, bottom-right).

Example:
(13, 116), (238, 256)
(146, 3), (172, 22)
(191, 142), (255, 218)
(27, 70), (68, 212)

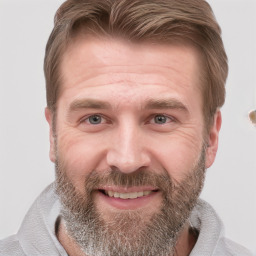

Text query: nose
(106, 121), (151, 174)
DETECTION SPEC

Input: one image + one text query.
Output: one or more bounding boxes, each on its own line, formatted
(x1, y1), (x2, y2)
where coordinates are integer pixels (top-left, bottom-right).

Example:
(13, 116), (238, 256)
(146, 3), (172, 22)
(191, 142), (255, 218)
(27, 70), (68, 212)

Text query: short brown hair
(44, 0), (228, 129)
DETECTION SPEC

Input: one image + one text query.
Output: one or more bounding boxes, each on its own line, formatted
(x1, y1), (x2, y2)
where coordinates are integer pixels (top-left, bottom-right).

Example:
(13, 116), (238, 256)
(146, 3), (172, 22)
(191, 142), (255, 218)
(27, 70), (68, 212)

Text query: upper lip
(97, 186), (159, 193)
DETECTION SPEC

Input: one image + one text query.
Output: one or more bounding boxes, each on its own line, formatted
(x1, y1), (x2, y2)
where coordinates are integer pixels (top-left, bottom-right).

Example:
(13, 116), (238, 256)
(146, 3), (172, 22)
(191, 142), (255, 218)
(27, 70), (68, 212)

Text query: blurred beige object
(249, 110), (256, 124)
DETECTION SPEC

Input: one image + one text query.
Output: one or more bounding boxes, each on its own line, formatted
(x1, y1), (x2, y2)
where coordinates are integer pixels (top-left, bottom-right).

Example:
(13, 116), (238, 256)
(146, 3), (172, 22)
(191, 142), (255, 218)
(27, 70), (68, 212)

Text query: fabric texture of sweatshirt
(0, 184), (253, 256)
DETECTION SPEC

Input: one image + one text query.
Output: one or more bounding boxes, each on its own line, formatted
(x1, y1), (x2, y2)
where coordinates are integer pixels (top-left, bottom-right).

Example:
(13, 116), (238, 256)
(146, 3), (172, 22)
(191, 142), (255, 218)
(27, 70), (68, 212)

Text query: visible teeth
(130, 192), (139, 199)
(137, 191), (143, 197)
(108, 191), (114, 197)
(143, 191), (151, 196)
(114, 192), (120, 198)
(120, 193), (128, 199)
(105, 190), (153, 199)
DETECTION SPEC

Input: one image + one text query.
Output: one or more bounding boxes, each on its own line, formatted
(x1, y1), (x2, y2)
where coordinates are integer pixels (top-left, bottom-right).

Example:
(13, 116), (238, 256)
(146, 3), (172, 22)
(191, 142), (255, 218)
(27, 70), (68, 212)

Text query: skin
(45, 36), (221, 256)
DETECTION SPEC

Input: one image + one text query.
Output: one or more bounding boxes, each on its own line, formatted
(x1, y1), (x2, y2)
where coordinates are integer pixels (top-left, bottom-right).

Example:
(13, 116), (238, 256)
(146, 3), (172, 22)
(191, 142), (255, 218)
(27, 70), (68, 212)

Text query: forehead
(62, 36), (202, 75)
(58, 36), (203, 109)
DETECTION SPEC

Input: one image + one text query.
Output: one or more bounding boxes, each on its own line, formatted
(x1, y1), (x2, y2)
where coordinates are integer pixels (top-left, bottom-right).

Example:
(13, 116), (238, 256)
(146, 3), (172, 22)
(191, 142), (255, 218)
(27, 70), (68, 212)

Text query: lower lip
(96, 191), (160, 210)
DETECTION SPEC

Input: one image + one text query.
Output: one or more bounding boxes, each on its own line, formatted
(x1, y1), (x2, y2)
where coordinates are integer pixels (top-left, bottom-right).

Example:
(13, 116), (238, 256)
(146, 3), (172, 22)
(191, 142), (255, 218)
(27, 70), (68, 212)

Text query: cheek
(151, 130), (204, 181)
(56, 130), (106, 190)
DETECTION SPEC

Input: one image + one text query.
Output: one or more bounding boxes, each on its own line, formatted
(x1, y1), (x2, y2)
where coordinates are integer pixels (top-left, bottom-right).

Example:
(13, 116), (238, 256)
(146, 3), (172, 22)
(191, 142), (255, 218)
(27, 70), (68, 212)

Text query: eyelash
(148, 114), (175, 125)
(80, 114), (176, 125)
(80, 114), (108, 125)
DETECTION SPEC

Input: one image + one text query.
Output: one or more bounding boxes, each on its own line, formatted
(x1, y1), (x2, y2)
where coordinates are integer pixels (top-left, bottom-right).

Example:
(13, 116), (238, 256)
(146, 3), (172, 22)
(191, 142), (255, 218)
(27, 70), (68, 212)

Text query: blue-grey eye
(88, 115), (102, 124)
(154, 115), (167, 124)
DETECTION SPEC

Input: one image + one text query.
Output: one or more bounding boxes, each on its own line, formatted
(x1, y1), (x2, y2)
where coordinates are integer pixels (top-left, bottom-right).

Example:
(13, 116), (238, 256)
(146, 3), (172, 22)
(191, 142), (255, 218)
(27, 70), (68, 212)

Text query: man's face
(46, 37), (220, 255)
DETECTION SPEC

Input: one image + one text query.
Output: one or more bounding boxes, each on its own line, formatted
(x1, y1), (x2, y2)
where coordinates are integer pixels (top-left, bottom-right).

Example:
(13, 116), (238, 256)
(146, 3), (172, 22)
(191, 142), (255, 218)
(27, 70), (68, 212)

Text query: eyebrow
(144, 98), (189, 112)
(69, 99), (112, 112)
(68, 98), (189, 113)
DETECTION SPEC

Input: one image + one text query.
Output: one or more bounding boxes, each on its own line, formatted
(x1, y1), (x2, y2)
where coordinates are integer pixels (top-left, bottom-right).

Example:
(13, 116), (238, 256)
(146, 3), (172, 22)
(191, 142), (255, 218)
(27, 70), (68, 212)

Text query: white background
(0, 0), (255, 254)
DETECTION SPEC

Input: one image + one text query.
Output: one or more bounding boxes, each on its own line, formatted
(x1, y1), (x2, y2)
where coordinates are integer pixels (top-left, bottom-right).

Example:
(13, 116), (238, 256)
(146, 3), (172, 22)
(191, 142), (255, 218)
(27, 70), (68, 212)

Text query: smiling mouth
(99, 189), (158, 199)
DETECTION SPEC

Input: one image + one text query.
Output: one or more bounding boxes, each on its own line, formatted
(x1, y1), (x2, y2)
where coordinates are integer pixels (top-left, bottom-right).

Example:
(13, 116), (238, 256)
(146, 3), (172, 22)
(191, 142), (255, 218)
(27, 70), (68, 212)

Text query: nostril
(106, 146), (151, 174)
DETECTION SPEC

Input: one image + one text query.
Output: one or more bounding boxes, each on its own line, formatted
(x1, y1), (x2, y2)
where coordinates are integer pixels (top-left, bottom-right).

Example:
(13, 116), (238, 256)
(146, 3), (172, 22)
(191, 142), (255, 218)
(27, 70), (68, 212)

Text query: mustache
(86, 168), (171, 188)
(82, 167), (174, 192)
(56, 163), (175, 196)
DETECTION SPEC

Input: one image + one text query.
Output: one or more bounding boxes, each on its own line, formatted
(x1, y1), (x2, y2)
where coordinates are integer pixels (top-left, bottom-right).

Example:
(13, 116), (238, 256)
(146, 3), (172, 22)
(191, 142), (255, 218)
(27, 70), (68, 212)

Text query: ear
(205, 110), (222, 168)
(45, 107), (56, 163)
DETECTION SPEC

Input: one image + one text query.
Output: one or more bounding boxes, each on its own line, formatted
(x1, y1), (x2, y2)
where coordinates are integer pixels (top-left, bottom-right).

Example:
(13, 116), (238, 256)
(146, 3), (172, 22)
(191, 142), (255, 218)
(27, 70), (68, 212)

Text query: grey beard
(55, 151), (206, 256)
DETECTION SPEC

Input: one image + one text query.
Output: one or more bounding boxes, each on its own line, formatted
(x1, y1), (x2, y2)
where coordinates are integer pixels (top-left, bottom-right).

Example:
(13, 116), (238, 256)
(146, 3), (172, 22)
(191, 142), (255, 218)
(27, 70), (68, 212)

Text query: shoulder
(0, 184), (62, 256)
(190, 199), (253, 256)
(214, 237), (253, 256)
(0, 235), (25, 256)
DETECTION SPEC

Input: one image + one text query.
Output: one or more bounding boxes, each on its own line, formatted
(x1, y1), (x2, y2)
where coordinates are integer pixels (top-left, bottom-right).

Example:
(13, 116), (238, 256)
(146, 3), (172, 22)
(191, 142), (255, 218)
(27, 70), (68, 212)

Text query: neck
(174, 223), (198, 256)
(57, 218), (85, 256)
(56, 219), (198, 256)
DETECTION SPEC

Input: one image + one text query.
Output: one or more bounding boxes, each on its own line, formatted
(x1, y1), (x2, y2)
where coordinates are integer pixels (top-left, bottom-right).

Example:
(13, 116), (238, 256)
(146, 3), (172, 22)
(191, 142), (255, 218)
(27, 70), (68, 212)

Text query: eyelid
(80, 114), (108, 124)
(78, 113), (177, 126)
(148, 114), (176, 124)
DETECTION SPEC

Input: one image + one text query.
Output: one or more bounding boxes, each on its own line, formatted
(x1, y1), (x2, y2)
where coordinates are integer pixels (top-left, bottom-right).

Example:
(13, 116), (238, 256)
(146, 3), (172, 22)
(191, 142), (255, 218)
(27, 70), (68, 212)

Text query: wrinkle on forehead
(60, 36), (203, 86)
(58, 36), (204, 115)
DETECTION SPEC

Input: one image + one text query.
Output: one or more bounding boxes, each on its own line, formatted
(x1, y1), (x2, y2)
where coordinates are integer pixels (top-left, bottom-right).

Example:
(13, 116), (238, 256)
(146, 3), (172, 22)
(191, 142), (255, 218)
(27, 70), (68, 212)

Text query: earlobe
(205, 111), (222, 168)
(45, 107), (56, 163)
